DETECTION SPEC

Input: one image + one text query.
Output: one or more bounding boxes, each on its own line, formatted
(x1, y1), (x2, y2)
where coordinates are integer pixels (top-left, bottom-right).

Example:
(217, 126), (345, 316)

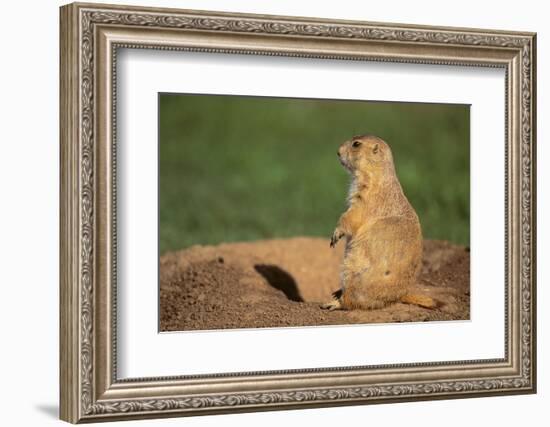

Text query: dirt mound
(160, 238), (470, 331)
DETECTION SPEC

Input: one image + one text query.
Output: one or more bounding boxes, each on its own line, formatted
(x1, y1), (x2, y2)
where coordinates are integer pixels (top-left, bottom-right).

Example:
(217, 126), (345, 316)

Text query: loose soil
(160, 238), (470, 331)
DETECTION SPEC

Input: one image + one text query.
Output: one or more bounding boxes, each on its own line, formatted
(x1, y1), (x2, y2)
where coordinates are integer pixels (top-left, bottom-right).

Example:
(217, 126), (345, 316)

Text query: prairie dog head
(337, 135), (394, 174)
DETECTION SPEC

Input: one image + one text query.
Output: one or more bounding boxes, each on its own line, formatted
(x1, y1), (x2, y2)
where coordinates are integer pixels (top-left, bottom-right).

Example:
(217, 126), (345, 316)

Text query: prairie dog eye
(372, 144), (379, 154)
(352, 140), (362, 148)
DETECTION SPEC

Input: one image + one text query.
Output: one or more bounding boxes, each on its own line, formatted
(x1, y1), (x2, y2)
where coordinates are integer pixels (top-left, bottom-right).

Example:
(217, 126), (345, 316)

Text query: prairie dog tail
(400, 294), (438, 309)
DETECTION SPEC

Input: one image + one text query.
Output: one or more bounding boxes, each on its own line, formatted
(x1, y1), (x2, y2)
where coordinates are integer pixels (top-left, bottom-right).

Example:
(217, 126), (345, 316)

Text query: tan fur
(321, 135), (436, 311)
(400, 294), (438, 309)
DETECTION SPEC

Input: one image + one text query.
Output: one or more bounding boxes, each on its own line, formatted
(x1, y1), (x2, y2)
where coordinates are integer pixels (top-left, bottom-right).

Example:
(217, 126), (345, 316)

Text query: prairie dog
(322, 135), (436, 311)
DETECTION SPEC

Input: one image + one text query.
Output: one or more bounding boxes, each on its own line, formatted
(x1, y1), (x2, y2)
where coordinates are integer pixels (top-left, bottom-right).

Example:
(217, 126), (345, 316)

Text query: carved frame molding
(60, 2), (536, 423)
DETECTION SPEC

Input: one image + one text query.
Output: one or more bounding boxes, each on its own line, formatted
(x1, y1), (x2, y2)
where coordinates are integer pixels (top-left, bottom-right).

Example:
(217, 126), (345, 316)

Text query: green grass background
(159, 94), (469, 254)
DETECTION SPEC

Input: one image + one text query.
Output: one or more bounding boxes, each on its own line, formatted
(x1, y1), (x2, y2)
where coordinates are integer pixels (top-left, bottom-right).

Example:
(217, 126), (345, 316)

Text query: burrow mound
(160, 238), (470, 331)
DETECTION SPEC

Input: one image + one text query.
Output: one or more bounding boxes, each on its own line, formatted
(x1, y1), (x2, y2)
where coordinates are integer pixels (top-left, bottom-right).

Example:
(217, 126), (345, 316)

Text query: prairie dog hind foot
(320, 289), (343, 311)
(320, 299), (341, 311)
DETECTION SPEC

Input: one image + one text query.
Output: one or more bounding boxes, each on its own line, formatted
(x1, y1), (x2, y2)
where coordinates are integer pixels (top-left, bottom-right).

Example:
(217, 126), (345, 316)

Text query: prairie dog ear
(372, 143), (379, 154)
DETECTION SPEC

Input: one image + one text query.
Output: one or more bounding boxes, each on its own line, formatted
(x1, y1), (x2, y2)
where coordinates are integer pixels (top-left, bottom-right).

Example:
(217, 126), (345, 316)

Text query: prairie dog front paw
(330, 228), (344, 248)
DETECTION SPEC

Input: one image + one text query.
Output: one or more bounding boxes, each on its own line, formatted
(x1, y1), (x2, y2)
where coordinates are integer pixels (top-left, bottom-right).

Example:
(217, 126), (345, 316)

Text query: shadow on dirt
(254, 264), (303, 302)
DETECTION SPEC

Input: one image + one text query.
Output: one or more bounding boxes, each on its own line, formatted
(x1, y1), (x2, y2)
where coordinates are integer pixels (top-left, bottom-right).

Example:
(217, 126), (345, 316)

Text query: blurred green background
(159, 94), (469, 255)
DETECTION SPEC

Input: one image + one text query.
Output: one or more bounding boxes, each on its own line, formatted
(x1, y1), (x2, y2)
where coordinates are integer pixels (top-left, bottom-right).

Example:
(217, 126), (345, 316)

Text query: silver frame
(60, 2), (536, 423)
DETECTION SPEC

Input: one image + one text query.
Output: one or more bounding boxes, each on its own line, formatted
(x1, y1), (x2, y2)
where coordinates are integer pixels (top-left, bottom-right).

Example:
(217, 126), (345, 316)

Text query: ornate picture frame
(60, 2), (536, 423)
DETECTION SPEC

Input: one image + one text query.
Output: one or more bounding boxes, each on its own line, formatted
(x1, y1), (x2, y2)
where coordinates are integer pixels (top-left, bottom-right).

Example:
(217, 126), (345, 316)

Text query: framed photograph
(60, 2), (536, 423)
